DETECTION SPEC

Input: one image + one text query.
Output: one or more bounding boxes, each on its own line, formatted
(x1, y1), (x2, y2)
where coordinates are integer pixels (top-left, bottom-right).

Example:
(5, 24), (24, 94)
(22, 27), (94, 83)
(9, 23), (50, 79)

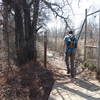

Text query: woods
(13, 0), (40, 64)
(2, 0), (70, 65)
(1, 0), (43, 65)
(0, 0), (100, 100)
(0, 0), (71, 99)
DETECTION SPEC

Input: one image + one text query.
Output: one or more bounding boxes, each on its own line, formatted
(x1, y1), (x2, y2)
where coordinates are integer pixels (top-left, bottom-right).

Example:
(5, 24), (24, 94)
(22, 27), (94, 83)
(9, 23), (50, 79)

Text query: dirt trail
(37, 41), (97, 80)
(45, 45), (100, 100)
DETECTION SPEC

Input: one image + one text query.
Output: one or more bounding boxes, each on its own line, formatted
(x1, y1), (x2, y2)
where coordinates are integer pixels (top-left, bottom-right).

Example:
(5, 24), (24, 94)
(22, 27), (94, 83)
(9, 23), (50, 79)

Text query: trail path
(47, 51), (100, 100)
(37, 42), (100, 100)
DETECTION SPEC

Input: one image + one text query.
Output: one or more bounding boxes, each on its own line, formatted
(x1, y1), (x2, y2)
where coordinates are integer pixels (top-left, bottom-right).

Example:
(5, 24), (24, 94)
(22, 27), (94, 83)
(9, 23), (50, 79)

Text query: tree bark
(22, 0), (34, 62)
(32, 0), (40, 61)
(14, 1), (25, 64)
(3, 0), (8, 46)
(23, 0), (32, 41)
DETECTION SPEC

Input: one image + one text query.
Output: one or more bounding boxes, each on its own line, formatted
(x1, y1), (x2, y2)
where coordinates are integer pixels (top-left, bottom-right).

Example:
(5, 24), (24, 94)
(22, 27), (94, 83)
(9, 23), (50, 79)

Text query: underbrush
(0, 61), (54, 100)
(83, 61), (96, 71)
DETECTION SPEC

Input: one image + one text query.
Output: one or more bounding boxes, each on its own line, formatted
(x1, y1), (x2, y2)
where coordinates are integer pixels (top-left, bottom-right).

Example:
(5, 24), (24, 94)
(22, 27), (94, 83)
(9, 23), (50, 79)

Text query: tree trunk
(3, 1), (8, 46)
(23, 0), (32, 41)
(14, 2), (25, 64)
(23, 0), (34, 62)
(13, 0), (40, 65)
(32, 0), (40, 62)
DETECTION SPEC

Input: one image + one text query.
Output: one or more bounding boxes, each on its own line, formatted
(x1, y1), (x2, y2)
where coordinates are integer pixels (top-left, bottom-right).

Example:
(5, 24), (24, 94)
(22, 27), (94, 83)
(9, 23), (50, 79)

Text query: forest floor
(0, 42), (100, 100)
(0, 58), (55, 100)
(0, 43), (55, 100)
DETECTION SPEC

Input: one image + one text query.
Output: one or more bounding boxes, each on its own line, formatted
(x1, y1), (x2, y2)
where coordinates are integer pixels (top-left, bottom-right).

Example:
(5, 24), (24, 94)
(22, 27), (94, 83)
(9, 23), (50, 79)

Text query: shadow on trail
(56, 89), (65, 100)
(55, 82), (100, 100)
(53, 66), (86, 81)
(74, 78), (100, 91)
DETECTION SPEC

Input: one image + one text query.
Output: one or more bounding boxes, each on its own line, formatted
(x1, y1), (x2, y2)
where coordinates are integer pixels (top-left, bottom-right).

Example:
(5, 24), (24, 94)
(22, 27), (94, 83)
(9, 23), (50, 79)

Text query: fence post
(44, 31), (47, 68)
(97, 12), (100, 74)
(84, 9), (87, 61)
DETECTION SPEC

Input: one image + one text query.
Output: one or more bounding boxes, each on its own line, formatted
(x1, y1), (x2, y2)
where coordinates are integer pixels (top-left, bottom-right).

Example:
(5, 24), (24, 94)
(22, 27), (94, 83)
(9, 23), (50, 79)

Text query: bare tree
(2, 0), (74, 65)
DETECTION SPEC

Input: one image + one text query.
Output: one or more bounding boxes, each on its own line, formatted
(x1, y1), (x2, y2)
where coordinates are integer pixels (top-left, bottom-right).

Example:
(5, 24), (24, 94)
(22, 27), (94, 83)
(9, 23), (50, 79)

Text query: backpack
(67, 35), (77, 48)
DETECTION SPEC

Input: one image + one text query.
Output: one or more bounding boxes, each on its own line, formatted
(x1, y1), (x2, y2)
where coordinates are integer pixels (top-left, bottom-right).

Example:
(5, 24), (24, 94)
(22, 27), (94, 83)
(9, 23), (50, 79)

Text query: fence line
(84, 9), (100, 71)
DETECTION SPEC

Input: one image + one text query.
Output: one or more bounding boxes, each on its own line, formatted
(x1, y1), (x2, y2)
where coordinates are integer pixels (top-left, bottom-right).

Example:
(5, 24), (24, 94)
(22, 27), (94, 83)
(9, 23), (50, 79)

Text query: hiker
(64, 30), (78, 78)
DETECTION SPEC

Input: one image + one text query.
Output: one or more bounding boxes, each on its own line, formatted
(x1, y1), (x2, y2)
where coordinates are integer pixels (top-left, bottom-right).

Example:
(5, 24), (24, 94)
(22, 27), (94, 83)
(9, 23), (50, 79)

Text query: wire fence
(75, 9), (100, 71)
(84, 9), (100, 67)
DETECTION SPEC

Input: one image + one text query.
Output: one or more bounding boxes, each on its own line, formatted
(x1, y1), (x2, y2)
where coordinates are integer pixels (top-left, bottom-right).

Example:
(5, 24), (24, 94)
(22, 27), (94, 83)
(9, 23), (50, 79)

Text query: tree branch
(66, 0), (74, 15)
(42, 0), (71, 30)
(36, 26), (42, 32)
(78, 0), (80, 6)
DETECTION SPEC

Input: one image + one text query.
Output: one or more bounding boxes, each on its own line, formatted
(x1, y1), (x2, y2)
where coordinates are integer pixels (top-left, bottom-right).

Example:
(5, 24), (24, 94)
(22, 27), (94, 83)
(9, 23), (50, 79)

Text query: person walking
(64, 30), (78, 78)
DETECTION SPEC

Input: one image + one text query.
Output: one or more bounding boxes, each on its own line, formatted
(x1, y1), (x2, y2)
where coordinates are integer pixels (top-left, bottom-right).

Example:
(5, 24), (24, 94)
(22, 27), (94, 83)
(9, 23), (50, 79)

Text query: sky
(0, 0), (100, 31)
(72, 0), (100, 27)
(47, 0), (100, 30)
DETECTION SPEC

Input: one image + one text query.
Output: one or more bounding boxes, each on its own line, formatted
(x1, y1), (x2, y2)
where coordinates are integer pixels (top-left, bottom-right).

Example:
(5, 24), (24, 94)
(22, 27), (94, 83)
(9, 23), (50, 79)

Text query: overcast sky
(0, 0), (100, 30)
(47, 0), (100, 30)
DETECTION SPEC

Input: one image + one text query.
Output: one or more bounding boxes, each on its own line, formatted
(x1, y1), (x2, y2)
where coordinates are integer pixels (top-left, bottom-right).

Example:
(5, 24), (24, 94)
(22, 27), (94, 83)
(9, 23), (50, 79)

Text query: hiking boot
(71, 74), (75, 78)
(71, 71), (76, 78)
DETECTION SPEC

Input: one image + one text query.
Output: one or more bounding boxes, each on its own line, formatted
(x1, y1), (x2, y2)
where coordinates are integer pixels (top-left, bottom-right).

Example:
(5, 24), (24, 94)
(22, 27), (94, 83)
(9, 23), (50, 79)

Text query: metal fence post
(44, 31), (47, 68)
(84, 9), (87, 61)
(97, 12), (100, 73)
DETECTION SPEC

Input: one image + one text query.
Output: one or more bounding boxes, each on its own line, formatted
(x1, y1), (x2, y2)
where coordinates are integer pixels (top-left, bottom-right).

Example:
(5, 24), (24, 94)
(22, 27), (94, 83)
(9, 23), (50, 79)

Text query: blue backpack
(67, 35), (77, 48)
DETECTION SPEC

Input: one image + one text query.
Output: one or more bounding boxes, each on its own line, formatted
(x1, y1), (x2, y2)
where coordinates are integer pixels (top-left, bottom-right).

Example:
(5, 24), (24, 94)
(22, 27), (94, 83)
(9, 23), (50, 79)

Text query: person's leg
(65, 52), (70, 74)
(70, 52), (75, 78)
